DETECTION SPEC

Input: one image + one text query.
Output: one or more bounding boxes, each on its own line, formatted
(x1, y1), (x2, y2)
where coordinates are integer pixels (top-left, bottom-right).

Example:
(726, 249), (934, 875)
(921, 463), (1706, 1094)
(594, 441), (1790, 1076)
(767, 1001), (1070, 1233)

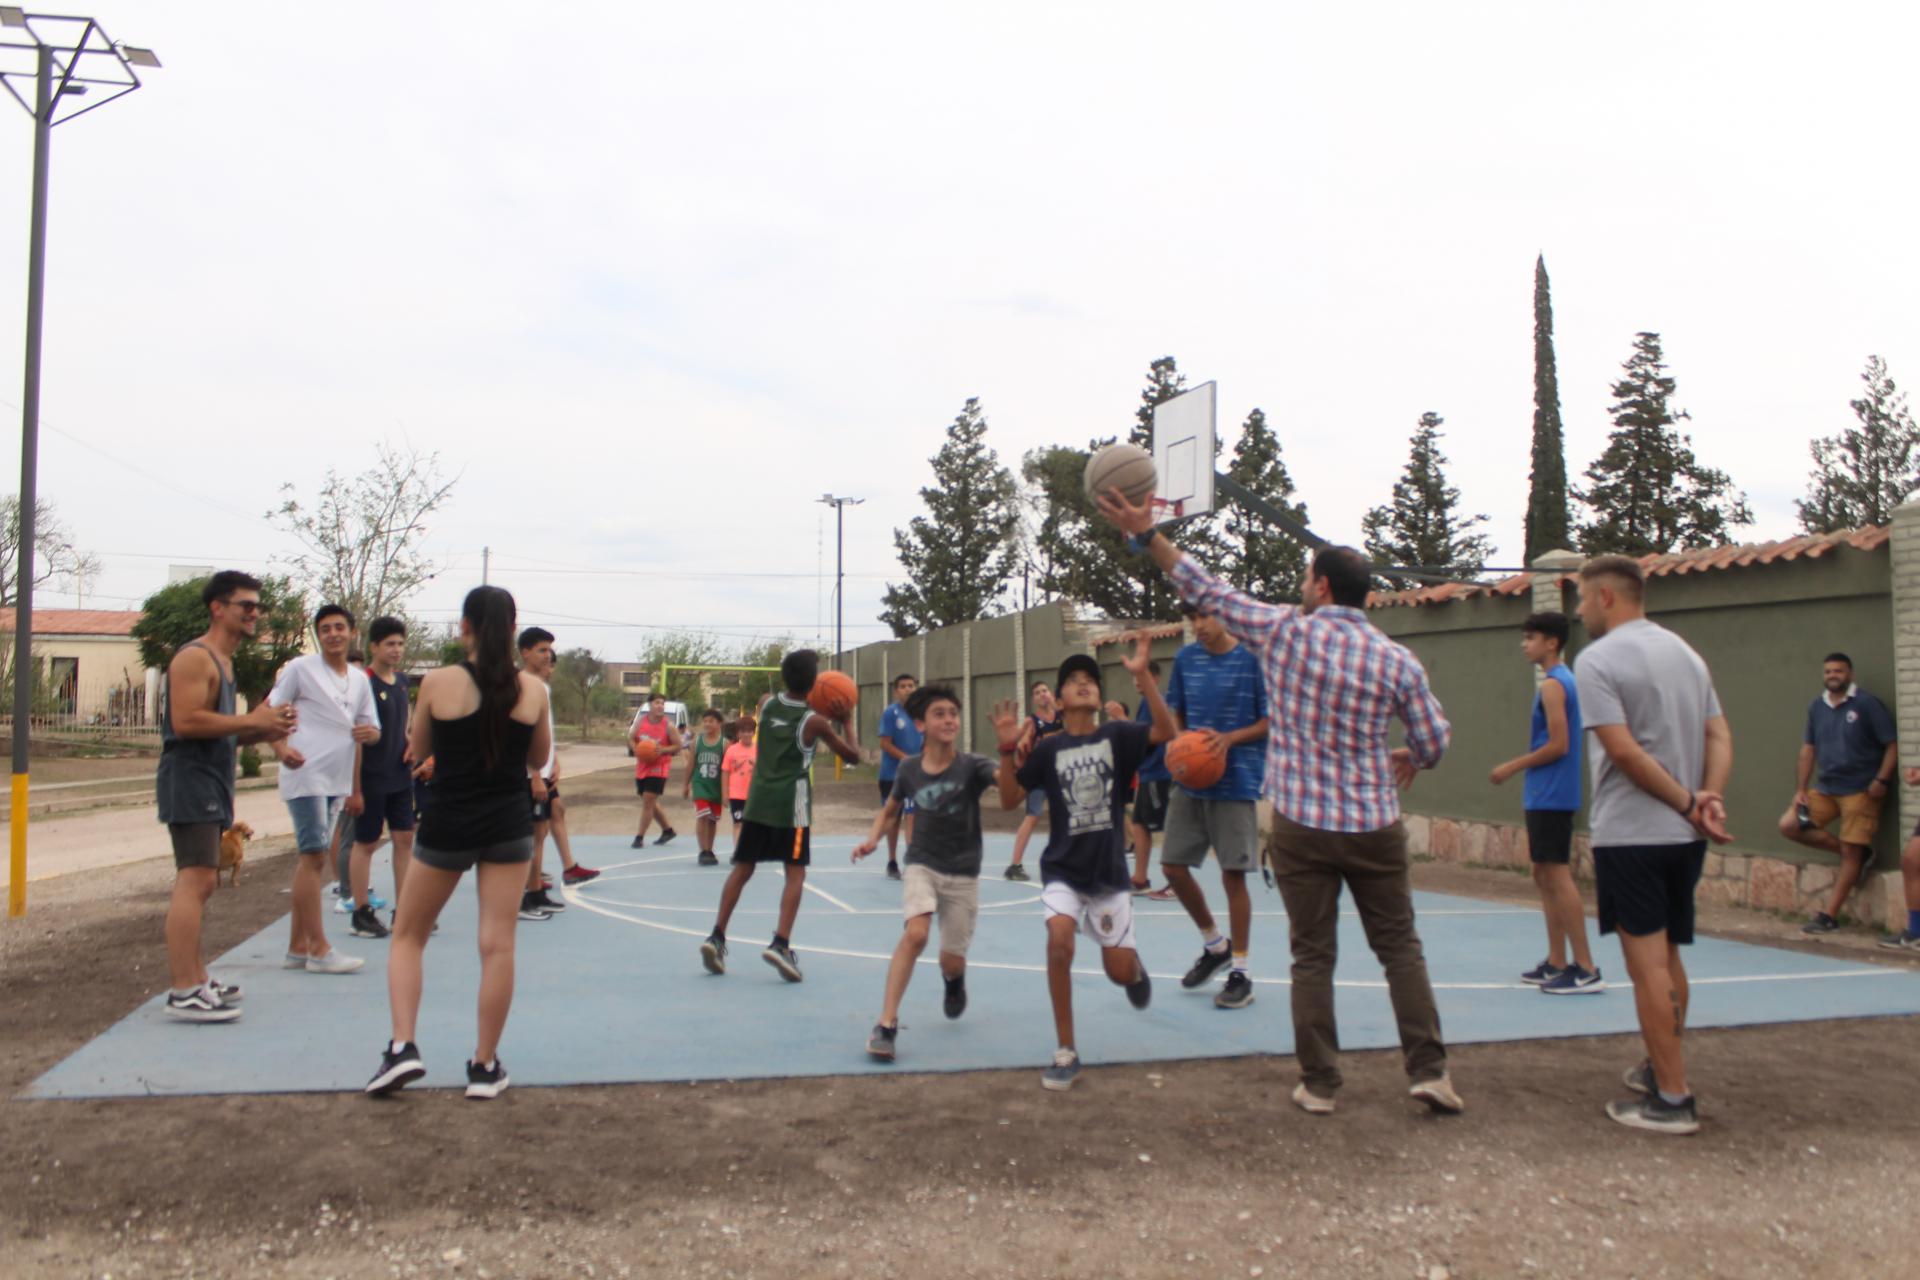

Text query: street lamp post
(1, 9), (159, 916)
(816, 494), (862, 780)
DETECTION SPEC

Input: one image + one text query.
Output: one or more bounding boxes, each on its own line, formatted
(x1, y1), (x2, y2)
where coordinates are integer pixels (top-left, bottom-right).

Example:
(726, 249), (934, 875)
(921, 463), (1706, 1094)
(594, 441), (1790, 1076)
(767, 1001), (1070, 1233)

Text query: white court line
(802, 882), (859, 913)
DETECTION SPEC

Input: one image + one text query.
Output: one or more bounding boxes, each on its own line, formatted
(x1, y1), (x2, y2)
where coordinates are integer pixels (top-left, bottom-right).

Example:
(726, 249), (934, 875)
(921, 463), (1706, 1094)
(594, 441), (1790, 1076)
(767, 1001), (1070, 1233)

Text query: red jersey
(632, 715), (676, 780)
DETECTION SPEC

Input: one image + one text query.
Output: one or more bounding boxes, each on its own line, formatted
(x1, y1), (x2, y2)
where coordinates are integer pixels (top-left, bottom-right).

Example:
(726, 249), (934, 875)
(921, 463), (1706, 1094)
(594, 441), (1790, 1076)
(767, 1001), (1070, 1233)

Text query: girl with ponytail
(366, 585), (552, 1101)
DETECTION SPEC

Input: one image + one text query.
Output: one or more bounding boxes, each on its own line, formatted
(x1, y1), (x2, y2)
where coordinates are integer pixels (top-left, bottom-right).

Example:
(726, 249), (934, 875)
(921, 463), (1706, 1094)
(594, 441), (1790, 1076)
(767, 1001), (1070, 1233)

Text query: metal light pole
(1, 9), (158, 916)
(816, 493), (861, 779)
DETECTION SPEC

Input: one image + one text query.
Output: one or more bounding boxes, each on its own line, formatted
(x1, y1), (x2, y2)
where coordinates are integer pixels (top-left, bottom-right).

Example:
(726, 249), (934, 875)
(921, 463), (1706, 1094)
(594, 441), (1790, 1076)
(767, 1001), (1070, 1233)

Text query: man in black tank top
(158, 572), (298, 1023)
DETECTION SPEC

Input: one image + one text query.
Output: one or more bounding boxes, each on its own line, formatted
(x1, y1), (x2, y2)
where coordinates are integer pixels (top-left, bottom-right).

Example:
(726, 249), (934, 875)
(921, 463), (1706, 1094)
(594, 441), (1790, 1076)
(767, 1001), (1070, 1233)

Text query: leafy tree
(1798, 355), (1919, 532)
(1525, 256), (1572, 562)
(638, 630), (729, 710)
(0, 494), (100, 607)
(550, 647), (626, 739)
(131, 574), (309, 705)
(732, 638), (792, 713)
(1020, 441), (1147, 619)
(269, 443), (457, 624)
(1220, 408), (1310, 601)
(1577, 332), (1752, 556)
(1362, 412), (1493, 577)
(879, 398), (1021, 636)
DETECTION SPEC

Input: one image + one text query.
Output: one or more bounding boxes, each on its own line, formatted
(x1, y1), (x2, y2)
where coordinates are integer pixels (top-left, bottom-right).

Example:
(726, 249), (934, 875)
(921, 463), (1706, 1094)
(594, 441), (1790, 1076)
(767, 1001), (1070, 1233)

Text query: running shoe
(1003, 863), (1030, 882)
(1606, 1092), (1698, 1135)
(1215, 971), (1255, 1009)
(886, 862), (902, 880)
(367, 892), (390, 911)
(654, 828), (678, 846)
(1622, 1060), (1655, 1096)
(282, 951), (308, 970)
(1877, 928), (1920, 950)
(1181, 946), (1233, 989)
(332, 894), (355, 915)
(697, 850), (719, 867)
(1409, 1074), (1466, 1115)
(350, 904), (391, 939)
(517, 903), (553, 922)
(943, 975), (967, 1019)
(1126, 968), (1152, 1010)
(539, 876), (554, 890)
(1519, 959), (1562, 986)
(866, 1023), (898, 1061)
(700, 931), (727, 975)
(1802, 912), (1839, 935)
(365, 1041), (425, 1095)
(525, 889), (565, 913)
(1146, 885), (1177, 901)
(1040, 1048), (1081, 1091)
(763, 941), (803, 983)
(630, 835), (646, 848)
(305, 949), (365, 975)
(563, 864), (601, 885)
(465, 1058), (510, 1100)
(165, 985), (241, 1023)
(1291, 1083), (1335, 1115)
(1540, 963), (1604, 995)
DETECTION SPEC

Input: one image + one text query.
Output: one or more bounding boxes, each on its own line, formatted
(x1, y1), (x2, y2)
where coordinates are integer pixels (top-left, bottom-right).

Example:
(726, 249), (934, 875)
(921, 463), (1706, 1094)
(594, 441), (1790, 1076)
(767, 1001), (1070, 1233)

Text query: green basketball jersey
(743, 693), (816, 829)
(692, 733), (726, 802)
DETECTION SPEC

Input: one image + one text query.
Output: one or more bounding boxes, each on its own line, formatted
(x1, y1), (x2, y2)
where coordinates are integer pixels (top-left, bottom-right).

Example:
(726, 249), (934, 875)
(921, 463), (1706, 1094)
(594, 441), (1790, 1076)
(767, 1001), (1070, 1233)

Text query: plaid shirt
(1168, 553), (1450, 833)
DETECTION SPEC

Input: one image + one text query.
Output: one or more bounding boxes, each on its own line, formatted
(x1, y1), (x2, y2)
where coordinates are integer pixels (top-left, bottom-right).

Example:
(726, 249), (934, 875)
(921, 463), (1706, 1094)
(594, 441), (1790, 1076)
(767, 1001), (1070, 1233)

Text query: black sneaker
(517, 897), (553, 922)
(1622, 1059), (1655, 1096)
(1214, 971), (1255, 1009)
(866, 1023), (898, 1061)
(1520, 958), (1563, 986)
(697, 850), (719, 867)
(886, 862), (902, 880)
(943, 975), (968, 1019)
(164, 986), (242, 1023)
(350, 904), (391, 939)
(1004, 863), (1030, 882)
(630, 835), (646, 848)
(1606, 1092), (1699, 1135)
(1181, 946), (1233, 989)
(700, 931), (728, 975)
(763, 941), (803, 982)
(1126, 968), (1152, 1010)
(526, 889), (564, 913)
(365, 1041), (425, 1095)
(655, 828), (677, 846)
(1801, 912), (1838, 935)
(465, 1058), (510, 1100)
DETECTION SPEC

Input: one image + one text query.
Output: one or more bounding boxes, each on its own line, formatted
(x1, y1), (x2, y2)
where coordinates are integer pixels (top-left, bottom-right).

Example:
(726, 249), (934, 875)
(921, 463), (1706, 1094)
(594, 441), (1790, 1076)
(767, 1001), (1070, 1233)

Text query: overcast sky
(1, 1), (1914, 659)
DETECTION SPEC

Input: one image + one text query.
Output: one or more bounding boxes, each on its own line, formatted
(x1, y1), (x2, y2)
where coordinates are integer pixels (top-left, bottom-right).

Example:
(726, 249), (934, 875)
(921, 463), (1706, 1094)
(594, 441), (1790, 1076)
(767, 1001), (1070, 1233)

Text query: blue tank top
(1523, 663), (1582, 812)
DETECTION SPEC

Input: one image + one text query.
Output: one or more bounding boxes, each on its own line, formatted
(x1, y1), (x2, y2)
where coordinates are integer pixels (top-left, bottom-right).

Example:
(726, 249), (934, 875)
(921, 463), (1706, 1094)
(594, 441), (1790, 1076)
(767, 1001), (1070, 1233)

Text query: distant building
(0, 608), (157, 727)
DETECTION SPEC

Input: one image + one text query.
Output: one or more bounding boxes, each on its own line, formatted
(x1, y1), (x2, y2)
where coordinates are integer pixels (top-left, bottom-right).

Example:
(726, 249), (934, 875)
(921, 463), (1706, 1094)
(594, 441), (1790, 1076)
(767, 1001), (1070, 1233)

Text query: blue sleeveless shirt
(1522, 663), (1582, 812)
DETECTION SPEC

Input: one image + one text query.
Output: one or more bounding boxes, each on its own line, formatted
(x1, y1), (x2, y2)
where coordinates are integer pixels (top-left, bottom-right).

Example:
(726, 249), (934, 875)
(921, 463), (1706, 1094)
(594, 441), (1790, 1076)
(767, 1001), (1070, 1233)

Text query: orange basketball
(633, 737), (661, 765)
(809, 669), (857, 720)
(1165, 730), (1226, 790)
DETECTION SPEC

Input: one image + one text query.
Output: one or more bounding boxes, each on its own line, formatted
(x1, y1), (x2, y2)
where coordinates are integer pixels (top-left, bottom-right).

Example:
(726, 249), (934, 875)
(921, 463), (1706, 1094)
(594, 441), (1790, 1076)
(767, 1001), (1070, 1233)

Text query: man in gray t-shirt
(1574, 555), (1733, 1138)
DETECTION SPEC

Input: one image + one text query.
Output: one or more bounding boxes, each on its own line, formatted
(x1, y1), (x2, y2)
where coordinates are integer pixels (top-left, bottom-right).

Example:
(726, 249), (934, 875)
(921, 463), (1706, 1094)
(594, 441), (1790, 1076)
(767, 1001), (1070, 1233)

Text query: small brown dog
(218, 822), (254, 887)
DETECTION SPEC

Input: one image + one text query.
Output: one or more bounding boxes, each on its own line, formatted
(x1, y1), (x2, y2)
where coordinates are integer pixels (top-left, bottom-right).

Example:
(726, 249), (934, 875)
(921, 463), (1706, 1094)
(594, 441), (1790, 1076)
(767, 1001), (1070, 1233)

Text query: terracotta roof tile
(0, 608), (143, 636)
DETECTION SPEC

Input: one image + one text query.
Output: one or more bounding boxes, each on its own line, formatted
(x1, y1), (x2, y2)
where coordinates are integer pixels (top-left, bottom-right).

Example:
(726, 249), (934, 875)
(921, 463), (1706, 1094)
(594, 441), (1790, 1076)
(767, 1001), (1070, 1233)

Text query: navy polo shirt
(1805, 685), (1897, 795)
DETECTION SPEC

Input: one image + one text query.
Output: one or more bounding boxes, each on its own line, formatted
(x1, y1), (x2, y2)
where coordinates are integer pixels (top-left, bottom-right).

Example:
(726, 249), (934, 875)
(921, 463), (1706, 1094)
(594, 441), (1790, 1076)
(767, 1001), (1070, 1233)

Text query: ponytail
(461, 586), (520, 770)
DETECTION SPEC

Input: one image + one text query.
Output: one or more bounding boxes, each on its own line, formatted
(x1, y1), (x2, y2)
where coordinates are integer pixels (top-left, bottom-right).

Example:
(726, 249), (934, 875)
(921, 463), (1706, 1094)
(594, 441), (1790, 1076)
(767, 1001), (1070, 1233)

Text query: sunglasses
(221, 599), (262, 614)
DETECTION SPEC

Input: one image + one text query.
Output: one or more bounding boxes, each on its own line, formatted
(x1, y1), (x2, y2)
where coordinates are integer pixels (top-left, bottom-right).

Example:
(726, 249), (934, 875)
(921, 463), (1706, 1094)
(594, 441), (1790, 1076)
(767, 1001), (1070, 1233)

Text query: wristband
(1125, 530), (1155, 555)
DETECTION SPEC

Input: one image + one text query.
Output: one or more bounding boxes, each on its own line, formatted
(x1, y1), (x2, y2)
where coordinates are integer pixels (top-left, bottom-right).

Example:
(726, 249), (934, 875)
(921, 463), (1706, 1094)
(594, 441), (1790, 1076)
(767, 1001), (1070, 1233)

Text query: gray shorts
(169, 822), (222, 870)
(412, 836), (535, 874)
(1160, 792), (1260, 871)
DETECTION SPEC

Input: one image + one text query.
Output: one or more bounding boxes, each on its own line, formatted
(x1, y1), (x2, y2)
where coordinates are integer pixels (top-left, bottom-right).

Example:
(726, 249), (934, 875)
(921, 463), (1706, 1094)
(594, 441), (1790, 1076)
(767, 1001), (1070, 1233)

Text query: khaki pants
(1270, 812), (1447, 1093)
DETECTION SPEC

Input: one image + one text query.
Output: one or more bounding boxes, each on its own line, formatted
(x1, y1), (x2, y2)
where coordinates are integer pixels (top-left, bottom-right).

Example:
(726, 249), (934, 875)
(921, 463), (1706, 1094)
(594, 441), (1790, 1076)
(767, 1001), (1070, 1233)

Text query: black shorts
(733, 820), (810, 867)
(413, 835), (535, 874)
(1131, 778), (1171, 832)
(878, 777), (915, 814)
(636, 776), (666, 796)
(353, 788), (418, 843)
(170, 822), (222, 871)
(1595, 841), (1707, 944)
(1524, 810), (1575, 865)
(729, 800), (746, 823)
(530, 779), (559, 822)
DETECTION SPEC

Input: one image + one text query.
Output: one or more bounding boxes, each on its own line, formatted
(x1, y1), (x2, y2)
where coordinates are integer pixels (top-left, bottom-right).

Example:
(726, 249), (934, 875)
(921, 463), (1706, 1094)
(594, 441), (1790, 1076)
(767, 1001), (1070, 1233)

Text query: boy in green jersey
(683, 708), (728, 867)
(700, 650), (861, 982)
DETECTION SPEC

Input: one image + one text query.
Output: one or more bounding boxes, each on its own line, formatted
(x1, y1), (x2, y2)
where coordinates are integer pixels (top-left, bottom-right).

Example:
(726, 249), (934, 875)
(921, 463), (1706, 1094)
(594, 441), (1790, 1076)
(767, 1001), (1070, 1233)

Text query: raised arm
(989, 698), (1028, 810)
(1119, 633), (1178, 745)
(1094, 488), (1290, 648)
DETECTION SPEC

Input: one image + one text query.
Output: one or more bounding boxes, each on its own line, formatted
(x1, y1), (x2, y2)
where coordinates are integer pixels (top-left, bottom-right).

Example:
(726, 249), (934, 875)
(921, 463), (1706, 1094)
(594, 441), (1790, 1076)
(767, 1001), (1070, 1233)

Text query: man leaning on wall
(1778, 652), (1897, 935)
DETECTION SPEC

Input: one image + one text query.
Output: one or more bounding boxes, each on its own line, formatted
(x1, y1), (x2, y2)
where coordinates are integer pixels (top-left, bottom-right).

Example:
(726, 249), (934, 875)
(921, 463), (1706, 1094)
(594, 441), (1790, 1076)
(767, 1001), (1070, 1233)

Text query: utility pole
(481, 546), (489, 585)
(816, 494), (862, 779)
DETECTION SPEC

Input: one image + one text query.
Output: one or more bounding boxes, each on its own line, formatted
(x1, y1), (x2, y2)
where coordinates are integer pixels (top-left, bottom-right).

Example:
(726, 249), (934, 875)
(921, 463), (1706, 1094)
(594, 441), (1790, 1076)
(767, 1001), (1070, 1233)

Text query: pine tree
(1221, 408), (1310, 601)
(1797, 355), (1920, 532)
(1577, 332), (1752, 556)
(1525, 255), (1571, 562)
(878, 398), (1021, 637)
(1019, 442), (1145, 619)
(1362, 412), (1493, 577)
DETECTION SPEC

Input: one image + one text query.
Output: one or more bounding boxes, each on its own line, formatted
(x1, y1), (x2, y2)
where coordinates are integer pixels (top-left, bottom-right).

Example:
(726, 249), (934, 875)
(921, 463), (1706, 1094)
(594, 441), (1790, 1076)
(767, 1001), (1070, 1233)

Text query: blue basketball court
(26, 834), (1920, 1099)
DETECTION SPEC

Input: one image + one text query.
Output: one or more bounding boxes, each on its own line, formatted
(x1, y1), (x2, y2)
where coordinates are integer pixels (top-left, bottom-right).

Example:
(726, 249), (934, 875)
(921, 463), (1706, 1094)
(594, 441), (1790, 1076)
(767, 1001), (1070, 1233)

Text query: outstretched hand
(1094, 487), (1157, 537)
(989, 698), (1024, 750)
(1118, 632), (1153, 682)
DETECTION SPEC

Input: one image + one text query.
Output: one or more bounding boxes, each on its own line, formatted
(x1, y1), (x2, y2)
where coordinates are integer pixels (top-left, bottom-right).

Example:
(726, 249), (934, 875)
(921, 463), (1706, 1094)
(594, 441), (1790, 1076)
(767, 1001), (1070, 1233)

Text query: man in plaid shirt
(1096, 487), (1464, 1118)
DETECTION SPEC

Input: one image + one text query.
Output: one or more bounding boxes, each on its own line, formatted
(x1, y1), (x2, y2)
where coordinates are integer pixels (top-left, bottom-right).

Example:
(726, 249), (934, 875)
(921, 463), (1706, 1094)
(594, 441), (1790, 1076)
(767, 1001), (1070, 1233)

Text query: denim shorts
(286, 794), (345, 854)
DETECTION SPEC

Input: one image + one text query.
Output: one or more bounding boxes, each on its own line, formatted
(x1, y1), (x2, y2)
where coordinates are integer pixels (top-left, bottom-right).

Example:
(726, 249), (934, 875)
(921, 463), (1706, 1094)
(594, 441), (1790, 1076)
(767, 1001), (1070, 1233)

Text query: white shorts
(1041, 881), (1137, 950)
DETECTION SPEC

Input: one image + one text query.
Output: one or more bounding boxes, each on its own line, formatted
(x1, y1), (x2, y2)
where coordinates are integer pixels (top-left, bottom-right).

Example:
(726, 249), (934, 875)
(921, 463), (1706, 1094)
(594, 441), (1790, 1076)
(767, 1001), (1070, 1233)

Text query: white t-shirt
(539, 702), (556, 780)
(269, 654), (379, 800)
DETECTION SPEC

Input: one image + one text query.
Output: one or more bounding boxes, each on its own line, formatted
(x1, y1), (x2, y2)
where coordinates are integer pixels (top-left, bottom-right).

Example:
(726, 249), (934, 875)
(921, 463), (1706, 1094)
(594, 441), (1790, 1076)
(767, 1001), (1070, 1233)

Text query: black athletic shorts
(878, 777), (916, 814)
(1524, 809), (1575, 865)
(1131, 778), (1171, 832)
(635, 776), (665, 796)
(729, 800), (745, 823)
(353, 788), (418, 844)
(1594, 841), (1707, 944)
(733, 820), (810, 867)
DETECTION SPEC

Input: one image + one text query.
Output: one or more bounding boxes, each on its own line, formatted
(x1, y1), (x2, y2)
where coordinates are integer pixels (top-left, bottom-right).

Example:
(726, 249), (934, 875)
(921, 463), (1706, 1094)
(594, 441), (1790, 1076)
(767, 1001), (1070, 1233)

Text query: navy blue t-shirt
(1805, 687), (1896, 795)
(1132, 701), (1169, 782)
(360, 669), (412, 793)
(1015, 719), (1150, 893)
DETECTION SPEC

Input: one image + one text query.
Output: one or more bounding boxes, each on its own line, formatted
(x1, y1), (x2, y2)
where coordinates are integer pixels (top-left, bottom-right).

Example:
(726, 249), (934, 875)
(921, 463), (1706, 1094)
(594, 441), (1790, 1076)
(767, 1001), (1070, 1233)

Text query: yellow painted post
(9, 772), (26, 916)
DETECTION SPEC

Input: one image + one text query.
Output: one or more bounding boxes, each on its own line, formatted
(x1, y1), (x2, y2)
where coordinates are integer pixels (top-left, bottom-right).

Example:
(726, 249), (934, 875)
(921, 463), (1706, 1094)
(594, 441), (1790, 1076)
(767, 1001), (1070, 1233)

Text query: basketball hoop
(1151, 497), (1185, 519)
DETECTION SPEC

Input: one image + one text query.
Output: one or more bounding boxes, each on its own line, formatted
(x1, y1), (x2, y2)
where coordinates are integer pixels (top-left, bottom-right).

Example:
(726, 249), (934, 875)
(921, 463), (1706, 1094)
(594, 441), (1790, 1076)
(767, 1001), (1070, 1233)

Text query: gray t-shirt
(893, 751), (999, 878)
(1575, 618), (1723, 847)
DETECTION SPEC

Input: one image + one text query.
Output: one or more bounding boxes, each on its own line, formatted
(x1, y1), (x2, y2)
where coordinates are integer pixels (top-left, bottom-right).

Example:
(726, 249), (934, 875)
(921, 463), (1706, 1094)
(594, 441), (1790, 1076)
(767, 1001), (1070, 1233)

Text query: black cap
(1057, 653), (1102, 691)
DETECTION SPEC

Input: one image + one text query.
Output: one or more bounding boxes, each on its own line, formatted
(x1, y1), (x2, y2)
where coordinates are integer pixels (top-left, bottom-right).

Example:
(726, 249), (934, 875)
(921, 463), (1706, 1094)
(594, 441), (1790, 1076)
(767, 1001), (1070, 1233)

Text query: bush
(238, 746), (262, 779)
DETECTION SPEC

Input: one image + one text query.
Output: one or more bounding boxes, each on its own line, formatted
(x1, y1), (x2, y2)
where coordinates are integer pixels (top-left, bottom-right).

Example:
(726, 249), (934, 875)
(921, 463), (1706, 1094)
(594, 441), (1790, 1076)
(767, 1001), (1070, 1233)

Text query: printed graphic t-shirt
(893, 751), (998, 877)
(1016, 719), (1150, 893)
(692, 733), (726, 802)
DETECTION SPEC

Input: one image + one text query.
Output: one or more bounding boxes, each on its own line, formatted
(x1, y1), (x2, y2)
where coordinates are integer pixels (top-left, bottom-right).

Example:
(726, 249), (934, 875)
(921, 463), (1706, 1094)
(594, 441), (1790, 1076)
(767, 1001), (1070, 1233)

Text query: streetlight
(816, 494), (861, 780)
(1, 10), (158, 916)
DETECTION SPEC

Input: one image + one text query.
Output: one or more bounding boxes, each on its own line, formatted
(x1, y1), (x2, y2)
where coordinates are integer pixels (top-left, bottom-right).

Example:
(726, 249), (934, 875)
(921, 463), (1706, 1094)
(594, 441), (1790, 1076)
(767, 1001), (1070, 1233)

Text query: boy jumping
(699, 650), (860, 982)
(995, 635), (1175, 1090)
(853, 683), (996, 1060)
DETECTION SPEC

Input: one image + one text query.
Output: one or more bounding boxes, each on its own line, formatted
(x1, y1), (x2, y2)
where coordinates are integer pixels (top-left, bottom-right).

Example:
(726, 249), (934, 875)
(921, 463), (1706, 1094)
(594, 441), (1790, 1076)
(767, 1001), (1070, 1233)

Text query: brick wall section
(1890, 500), (1920, 924)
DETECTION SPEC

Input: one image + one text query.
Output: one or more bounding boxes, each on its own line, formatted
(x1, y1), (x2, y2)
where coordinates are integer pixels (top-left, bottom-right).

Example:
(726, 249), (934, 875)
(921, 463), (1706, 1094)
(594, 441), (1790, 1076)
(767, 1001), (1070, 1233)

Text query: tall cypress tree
(1525, 255), (1571, 562)
(879, 397), (1020, 637)
(1362, 412), (1493, 577)
(1221, 408), (1310, 602)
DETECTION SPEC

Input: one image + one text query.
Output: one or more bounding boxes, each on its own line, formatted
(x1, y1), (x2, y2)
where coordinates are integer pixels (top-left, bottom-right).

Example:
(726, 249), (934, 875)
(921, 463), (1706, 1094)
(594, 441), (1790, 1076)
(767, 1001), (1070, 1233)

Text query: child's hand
(852, 840), (875, 862)
(990, 698), (1024, 750)
(1103, 700), (1126, 722)
(1197, 728), (1229, 760)
(1119, 632), (1153, 681)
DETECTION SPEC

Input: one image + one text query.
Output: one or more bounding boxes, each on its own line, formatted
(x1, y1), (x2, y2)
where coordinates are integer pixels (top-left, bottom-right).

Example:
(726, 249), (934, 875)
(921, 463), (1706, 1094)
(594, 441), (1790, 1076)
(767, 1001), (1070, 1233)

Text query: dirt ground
(4, 765), (1918, 1279)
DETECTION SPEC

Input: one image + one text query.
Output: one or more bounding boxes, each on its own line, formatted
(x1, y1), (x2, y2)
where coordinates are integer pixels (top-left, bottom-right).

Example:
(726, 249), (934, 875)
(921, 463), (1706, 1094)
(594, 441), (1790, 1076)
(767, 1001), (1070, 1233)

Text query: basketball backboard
(1151, 380), (1216, 522)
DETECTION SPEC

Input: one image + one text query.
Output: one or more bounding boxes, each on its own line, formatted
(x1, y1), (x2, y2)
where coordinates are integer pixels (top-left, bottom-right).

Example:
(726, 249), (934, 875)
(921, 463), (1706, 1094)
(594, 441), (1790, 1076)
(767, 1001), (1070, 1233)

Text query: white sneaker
(1292, 1083), (1336, 1115)
(305, 949), (365, 975)
(282, 951), (308, 970)
(332, 896), (354, 915)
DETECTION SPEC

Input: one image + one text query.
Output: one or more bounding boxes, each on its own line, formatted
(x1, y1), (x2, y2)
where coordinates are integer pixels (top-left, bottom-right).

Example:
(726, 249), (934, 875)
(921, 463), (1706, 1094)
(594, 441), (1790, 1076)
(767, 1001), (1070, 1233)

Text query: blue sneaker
(368, 892), (391, 911)
(1520, 959), (1562, 986)
(1041, 1048), (1081, 1091)
(1540, 963), (1606, 995)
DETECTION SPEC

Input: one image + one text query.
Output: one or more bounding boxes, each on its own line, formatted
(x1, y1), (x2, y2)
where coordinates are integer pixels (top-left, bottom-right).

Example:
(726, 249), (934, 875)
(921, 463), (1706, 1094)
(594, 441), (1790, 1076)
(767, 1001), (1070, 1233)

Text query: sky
(0, 1), (1914, 662)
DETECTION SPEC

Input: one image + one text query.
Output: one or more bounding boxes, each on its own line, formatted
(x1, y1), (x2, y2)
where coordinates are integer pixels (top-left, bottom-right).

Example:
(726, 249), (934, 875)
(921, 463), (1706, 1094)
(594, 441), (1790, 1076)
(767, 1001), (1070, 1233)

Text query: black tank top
(415, 663), (536, 850)
(155, 640), (237, 826)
